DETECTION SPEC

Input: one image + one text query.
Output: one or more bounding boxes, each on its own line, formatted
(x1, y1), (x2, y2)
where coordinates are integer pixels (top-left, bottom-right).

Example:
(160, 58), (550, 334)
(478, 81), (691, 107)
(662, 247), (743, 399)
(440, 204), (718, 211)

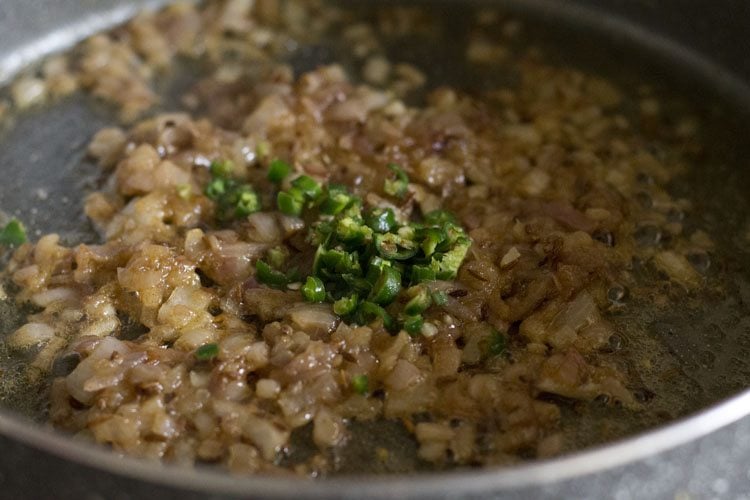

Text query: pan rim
(1, 0), (749, 496)
(1, 388), (749, 497)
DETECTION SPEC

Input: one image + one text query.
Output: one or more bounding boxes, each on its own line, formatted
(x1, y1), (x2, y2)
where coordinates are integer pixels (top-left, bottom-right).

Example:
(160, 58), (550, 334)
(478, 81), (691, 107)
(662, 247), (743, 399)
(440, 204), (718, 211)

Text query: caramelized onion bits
(0, 1), (712, 474)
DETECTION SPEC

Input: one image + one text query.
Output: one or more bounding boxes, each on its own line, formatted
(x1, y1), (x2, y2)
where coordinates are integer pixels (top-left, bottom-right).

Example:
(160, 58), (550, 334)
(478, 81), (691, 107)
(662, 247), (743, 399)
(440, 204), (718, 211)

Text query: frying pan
(1, 0), (750, 498)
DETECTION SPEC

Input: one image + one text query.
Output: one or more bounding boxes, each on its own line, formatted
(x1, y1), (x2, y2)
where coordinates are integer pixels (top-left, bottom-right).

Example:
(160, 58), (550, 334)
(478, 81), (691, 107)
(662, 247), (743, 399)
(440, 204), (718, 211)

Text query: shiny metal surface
(0, 1), (749, 498)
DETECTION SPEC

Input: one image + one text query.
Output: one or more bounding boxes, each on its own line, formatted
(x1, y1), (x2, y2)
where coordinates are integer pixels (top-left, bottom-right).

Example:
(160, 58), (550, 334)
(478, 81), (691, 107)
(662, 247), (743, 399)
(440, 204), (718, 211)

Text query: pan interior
(0, 0), (749, 474)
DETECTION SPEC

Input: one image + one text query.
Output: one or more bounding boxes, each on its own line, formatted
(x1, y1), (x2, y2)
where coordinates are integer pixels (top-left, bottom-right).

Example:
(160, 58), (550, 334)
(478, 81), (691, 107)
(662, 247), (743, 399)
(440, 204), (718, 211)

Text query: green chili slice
(384, 163), (409, 198)
(370, 266), (401, 306)
(351, 374), (369, 395)
(357, 300), (395, 331)
(233, 186), (260, 217)
(320, 184), (352, 215)
(268, 158), (292, 183)
(256, 260), (290, 288)
(404, 285), (432, 315)
(334, 294), (359, 315)
(195, 343), (219, 360)
(402, 315), (424, 335)
(291, 175), (323, 200)
(0, 219), (26, 246)
(336, 217), (373, 246)
(210, 159), (233, 178)
(302, 276), (326, 303)
(420, 227), (447, 257)
(277, 190), (304, 216)
(365, 207), (398, 233)
(431, 290), (448, 306)
(488, 329), (507, 356)
(205, 177), (227, 200)
(374, 233), (418, 261)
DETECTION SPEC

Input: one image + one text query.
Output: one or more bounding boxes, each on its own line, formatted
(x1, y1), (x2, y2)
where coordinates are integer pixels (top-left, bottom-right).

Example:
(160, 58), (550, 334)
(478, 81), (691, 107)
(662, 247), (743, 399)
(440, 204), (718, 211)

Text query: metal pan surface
(0, 1), (749, 498)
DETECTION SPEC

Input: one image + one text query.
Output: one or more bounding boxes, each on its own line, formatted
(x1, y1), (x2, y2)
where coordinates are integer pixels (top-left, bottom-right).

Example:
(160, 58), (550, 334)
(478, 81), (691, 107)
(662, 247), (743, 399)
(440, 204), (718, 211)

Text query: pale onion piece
(537, 433), (565, 458)
(11, 77), (47, 108)
(9, 322), (55, 348)
(362, 56), (391, 85)
(150, 409), (177, 440)
(227, 443), (262, 473)
(653, 251), (701, 288)
(31, 287), (78, 307)
(466, 38), (509, 64)
(245, 212), (282, 243)
(421, 322), (438, 338)
(158, 286), (212, 330)
(27, 336), (67, 382)
(242, 94), (294, 135)
(415, 422), (454, 442)
(450, 423), (477, 464)
(394, 63), (426, 88)
(277, 214), (305, 235)
(184, 228), (206, 259)
(219, 334), (253, 358)
(219, 380), (251, 402)
(244, 342), (270, 372)
(327, 89), (389, 122)
(500, 247), (521, 268)
(82, 351), (147, 393)
(432, 341), (461, 379)
(80, 317), (120, 338)
(550, 292), (599, 333)
(87, 127), (126, 168)
(256, 379), (281, 399)
(174, 328), (216, 351)
(65, 337), (130, 404)
(384, 359), (422, 391)
(518, 169), (550, 197)
(418, 440), (447, 462)
(13, 264), (39, 284)
(585, 207), (612, 221)
(240, 415), (290, 461)
(287, 304), (339, 338)
(312, 408), (346, 449)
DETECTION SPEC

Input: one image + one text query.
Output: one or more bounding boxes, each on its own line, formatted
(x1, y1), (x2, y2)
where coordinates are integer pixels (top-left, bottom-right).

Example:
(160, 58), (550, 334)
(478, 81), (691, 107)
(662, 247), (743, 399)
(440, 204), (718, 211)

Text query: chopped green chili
(0, 219), (26, 246)
(420, 227), (446, 257)
(252, 163), (472, 334)
(431, 290), (449, 306)
(320, 184), (353, 215)
(365, 207), (398, 234)
(488, 329), (507, 356)
(370, 266), (401, 305)
(277, 190), (304, 216)
(375, 233), (418, 260)
(404, 285), (432, 315)
(232, 186), (260, 217)
(195, 343), (219, 360)
(302, 276), (326, 303)
(384, 163), (409, 198)
(291, 175), (323, 200)
(205, 177), (227, 200)
(256, 260), (290, 288)
(402, 314), (424, 335)
(334, 294), (359, 315)
(358, 300), (395, 331)
(176, 183), (192, 200)
(351, 374), (369, 395)
(268, 158), (292, 183)
(336, 217), (373, 246)
(210, 159), (233, 178)
(410, 264), (437, 284)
